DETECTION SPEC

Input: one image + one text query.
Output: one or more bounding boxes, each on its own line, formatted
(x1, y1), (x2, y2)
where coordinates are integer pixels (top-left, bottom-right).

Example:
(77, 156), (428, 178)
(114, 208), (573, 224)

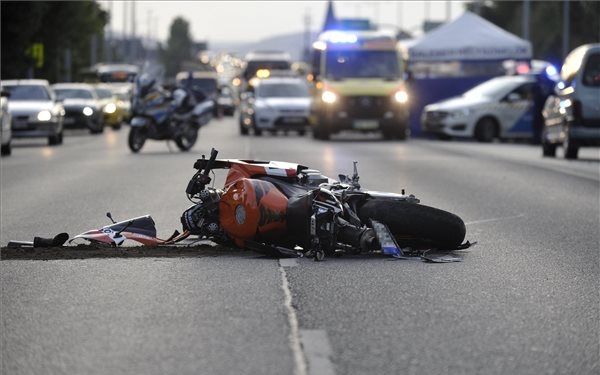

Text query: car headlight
(449, 108), (473, 118)
(37, 110), (52, 122)
(104, 103), (117, 114)
(82, 106), (94, 116)
(322, 90), (337, 104)
(393, 90), (408, 104)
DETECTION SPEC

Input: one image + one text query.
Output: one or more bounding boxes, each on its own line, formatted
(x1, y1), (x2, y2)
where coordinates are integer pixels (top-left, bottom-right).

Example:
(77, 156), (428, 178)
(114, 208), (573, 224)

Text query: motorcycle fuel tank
(219, 178), (288, 247)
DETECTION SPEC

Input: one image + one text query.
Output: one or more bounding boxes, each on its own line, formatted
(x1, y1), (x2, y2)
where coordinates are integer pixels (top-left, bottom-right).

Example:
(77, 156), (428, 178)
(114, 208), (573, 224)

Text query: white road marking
(279, 261), (308, 375)
(280, 258), (299, 268)
(465, 213), (526, 226)
(300, 329), (337, 375)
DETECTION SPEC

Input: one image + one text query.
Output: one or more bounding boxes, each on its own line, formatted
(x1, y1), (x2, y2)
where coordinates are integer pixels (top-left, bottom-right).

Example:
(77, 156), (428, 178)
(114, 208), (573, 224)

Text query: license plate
(63, 118), (75, 125)
(353, 119), (379, 129)
(12, 119), (29, 129)
(282, 117), (304, 124)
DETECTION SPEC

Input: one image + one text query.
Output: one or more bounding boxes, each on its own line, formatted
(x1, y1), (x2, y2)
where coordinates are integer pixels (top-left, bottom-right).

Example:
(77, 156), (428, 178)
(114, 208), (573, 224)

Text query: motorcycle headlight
(393, 90), (408, 104)
(37, 110), (52, 122)
(322, 90), (337, 104)
(83, 106), (94, 116)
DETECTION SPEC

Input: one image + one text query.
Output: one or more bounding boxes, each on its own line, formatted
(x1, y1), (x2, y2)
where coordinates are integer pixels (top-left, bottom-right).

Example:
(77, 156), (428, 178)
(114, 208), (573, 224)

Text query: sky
(97, 1), (468, 44)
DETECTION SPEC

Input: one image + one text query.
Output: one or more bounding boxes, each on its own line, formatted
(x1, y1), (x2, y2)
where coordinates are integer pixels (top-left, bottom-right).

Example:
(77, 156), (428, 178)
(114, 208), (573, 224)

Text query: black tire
(542, 141), (557, 157)
(358, 199), (466, 250)
(474, 117), (497, 143)
(90, 119), (104, 134)
(239, 116), (249, 135)
(48, 131), (62, 146)
(313, 122), (330, 140)
(563, 130), (578, 159)
(1, 142), (11, 156)
(128, 127), (146, 153)
(175, 124), (198, 151)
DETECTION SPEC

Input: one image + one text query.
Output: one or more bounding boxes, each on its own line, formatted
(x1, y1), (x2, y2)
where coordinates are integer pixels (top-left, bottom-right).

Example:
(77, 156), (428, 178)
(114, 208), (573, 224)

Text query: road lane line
(465, 213), (526, 225)
(300, 329), (337, 375)
(280, 258), (299, 268)
(279, 261), (308, 375)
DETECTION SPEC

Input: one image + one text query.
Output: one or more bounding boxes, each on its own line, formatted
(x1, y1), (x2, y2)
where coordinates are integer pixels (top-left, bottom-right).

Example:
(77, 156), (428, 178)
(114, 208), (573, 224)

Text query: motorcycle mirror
(106, 212), (117, 224)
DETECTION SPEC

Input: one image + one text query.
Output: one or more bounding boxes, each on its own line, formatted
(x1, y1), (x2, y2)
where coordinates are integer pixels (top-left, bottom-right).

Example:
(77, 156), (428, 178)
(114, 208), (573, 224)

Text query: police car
(421, 75), (539, 142)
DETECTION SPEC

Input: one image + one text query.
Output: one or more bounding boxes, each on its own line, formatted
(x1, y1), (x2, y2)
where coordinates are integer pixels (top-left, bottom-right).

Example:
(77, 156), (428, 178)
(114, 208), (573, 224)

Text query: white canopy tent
(399, 11), (532, 62)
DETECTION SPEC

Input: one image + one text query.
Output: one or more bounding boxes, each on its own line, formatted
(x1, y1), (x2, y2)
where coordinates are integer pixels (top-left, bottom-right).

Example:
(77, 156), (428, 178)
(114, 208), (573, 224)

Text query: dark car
(541, 43), (600, 159)
(52, 83), (104, 134)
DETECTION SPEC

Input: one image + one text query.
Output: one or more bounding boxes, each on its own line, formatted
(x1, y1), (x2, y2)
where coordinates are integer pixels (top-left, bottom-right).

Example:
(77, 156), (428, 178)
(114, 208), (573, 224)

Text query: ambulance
(309, 29), (409, 140)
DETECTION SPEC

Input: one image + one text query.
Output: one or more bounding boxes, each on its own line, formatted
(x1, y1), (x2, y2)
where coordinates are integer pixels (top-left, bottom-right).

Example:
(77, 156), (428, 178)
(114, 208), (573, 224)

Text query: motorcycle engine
(181, 188), (223, 237)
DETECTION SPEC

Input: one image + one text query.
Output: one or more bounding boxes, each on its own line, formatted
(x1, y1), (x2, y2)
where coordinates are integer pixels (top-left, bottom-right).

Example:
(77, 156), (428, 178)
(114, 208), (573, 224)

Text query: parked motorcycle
(70, 148), (473, 262)
(127, 71), (214, 153)
(179, 148), (472, 261)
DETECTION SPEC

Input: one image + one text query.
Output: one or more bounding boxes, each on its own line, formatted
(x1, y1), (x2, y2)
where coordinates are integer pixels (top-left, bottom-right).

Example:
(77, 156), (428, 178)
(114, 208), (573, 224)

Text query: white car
(1, 89), (12, 156)
(239, 76), (311, 136)
(1, 79), (64, 145)
(421, 75), (538, 142)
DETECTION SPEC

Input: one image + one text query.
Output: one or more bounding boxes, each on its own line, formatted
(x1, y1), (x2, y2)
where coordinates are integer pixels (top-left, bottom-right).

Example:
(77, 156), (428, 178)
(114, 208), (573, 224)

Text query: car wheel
(48, 132), (62, 146)
(1, 142), (11, 156)
(563, 131), (579, 159)
(474, 117), (497, 143)
(90, 122), (104, 134)
(542, 141), (557, 157)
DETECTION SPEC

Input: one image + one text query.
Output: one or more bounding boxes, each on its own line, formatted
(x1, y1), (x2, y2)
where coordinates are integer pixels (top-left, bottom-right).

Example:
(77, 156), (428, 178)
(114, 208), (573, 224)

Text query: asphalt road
(1, 118), (599, 375)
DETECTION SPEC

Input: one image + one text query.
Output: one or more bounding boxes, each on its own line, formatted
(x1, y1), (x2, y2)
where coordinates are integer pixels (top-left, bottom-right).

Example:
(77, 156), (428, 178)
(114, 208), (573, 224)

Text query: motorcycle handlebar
(203, 148), (218, 177)
(186, 148), (219, 196)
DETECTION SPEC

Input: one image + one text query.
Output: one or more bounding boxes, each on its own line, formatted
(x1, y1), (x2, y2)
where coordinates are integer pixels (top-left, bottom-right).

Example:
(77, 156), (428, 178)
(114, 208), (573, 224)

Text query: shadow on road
(0, 244), (254, 261)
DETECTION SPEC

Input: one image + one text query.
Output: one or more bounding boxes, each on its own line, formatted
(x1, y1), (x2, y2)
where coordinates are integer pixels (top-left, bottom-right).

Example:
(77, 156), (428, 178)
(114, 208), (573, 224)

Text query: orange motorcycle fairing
(219, 178), (289, 248)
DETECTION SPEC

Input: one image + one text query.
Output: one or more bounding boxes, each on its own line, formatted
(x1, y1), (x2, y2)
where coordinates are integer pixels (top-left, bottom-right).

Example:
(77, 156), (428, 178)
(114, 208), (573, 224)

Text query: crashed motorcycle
(127, 74), (214, 153)
(178, 148), (472, 261)
(70, 148), (472, 261)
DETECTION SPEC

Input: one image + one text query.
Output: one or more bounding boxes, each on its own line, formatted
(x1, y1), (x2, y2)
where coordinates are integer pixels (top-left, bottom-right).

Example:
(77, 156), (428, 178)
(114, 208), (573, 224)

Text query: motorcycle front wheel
(128, 127), (146, 153)
(358, 199), (466, 250)
(175, 124), (198, 151)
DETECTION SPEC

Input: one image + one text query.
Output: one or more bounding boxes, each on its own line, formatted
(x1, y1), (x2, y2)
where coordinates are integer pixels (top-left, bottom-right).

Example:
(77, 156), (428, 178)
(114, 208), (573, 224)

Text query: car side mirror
(1, 90), (10, 98)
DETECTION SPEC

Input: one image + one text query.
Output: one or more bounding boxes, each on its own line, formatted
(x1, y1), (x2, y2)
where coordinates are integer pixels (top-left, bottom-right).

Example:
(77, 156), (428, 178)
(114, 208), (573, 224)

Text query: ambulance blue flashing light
(323, 31), (358, 44)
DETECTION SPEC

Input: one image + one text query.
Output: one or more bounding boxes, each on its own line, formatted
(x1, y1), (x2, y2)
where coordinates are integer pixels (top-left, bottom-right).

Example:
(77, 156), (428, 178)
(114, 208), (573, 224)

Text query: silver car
(1, 89), (12, 156)
(541, 43), (600, 159)
(1, 79), (64, 145)
(421, 75), (538, 142)
(239, 76), (311, 136)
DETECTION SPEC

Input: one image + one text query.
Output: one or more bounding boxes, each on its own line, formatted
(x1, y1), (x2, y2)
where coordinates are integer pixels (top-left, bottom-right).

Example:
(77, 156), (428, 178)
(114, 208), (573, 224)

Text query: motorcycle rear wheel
(175, 125), (198, 151)
(358, 199), (466, 250)
(128, 127), (146, 153)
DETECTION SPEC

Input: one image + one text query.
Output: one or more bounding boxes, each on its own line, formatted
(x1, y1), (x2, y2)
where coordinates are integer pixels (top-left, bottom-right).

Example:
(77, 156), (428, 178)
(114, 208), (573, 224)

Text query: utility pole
(522, 0), (530, 41)
(562, 0), (570, 59)
(122, 0), (128, 63)
(131, 1), (136, 63)
(303, 11), (311, 63)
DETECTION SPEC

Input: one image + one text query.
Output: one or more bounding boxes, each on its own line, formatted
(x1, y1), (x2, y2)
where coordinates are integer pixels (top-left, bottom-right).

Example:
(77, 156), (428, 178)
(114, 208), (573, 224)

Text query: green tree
(161, 17), (193, 79)
(466, 1), (599, 65)
(1, 1), (107, 82)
